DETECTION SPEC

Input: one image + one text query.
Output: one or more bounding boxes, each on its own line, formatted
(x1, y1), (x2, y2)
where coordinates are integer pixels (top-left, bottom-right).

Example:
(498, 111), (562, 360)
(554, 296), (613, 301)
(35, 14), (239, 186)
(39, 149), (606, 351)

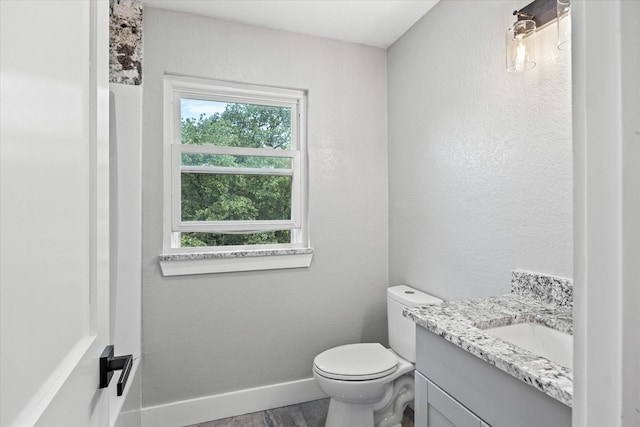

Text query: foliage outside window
(163, 76), (308, 254)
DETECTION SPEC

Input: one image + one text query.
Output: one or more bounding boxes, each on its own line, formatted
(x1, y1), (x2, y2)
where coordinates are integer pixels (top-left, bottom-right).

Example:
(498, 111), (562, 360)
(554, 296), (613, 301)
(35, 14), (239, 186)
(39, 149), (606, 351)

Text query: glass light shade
(506, 19), (536, 73)
(557, 0), (571, 50)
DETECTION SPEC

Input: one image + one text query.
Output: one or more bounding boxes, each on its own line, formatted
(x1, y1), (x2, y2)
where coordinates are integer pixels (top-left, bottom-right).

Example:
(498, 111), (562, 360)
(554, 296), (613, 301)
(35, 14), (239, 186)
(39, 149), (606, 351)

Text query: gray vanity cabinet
(414, 327), (571, 427)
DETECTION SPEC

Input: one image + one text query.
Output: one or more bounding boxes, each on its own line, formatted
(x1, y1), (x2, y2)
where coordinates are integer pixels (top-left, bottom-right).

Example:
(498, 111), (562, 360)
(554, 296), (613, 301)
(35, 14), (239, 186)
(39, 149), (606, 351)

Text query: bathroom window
(161, 76), (311, 275)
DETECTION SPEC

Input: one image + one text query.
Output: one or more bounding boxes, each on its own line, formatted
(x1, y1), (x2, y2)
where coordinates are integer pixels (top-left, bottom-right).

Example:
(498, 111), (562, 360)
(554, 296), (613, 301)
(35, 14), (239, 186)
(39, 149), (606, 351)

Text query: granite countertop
(404, 273), (574, 407)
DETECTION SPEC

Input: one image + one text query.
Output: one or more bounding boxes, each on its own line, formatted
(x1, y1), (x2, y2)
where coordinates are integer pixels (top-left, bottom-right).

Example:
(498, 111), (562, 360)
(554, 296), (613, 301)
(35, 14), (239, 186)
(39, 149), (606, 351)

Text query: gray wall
(388, 0), (573, 300)
(142, 8), (388, 407)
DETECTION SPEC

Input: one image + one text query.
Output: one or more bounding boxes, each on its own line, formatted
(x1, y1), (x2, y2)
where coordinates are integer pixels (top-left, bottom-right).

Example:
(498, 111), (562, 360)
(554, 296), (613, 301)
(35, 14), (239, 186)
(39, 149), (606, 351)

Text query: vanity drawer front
(415, 371), (487, 427)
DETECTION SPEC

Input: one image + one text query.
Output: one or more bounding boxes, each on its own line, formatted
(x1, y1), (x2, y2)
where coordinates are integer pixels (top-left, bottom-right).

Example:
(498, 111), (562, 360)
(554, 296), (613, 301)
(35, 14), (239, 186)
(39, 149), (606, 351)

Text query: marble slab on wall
(110, 0), (142, 85)
(511, 270), (573, 308)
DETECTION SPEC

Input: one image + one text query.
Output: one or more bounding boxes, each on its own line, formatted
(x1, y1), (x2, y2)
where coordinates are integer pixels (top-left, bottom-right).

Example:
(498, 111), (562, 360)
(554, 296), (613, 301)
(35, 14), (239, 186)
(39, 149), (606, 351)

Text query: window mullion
(176, 144), (296, 158)
(181, 166), (293, 176)
(178, 90), (298, 109)
(177, 220), (298, 233)
(171, 145), (183, 231)
(291, 151), (301, 228)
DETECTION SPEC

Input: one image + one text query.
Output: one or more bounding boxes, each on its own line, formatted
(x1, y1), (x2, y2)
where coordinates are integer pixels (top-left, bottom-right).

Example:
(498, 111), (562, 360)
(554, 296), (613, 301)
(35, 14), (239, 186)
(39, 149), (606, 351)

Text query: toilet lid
(313, 343), (398, 381)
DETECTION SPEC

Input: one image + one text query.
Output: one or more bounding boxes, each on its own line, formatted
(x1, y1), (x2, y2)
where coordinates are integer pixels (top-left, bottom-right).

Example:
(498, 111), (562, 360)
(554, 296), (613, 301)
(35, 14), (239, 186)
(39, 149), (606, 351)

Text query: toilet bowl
(312, 285), (442, 427)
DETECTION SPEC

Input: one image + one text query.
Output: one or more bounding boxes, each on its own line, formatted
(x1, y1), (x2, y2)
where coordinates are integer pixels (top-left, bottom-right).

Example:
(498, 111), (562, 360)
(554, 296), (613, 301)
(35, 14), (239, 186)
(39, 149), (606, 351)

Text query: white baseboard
(141, 378), (327, 427)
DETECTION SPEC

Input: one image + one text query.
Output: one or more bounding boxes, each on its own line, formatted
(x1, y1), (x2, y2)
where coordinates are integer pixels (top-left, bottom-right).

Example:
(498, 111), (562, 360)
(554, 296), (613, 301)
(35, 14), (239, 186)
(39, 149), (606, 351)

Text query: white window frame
(160, 75), (311, 275)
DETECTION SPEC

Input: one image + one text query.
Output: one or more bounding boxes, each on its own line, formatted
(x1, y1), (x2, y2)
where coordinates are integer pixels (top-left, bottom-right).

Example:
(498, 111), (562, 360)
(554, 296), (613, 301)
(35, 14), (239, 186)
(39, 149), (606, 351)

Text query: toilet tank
(387, 285), (442, 362)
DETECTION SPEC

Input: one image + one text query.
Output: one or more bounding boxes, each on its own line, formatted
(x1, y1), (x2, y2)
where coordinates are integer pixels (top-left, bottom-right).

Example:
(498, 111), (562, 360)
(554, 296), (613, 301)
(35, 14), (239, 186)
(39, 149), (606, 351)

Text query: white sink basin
(484, 323), (573, 370)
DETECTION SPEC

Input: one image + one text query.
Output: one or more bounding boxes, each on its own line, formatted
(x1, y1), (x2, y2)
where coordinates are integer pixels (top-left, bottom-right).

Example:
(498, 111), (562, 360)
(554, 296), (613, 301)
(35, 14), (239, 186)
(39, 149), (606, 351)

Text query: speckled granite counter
(404, 271), (573, 407)
(159, 247), (313, 262)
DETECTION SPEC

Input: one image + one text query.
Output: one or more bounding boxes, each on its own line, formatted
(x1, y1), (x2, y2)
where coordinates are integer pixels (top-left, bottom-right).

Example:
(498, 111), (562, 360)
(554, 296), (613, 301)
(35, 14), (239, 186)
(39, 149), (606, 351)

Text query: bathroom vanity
(404, 271), (573, 427)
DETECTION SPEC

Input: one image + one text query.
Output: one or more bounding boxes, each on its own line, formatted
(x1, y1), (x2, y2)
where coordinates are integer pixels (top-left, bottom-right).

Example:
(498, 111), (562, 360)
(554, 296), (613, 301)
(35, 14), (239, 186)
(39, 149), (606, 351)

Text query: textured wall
(141, 8), (388, 407)
(388, 0), (573, 300)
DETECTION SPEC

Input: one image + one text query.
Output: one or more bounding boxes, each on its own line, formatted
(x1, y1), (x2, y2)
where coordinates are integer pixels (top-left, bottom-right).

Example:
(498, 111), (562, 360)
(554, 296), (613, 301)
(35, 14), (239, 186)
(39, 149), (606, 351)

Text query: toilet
(313, 285), (442, 427)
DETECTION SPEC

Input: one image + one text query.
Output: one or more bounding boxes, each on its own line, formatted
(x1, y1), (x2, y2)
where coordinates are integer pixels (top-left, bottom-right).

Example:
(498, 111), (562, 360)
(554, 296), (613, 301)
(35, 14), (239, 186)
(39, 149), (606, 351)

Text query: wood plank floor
(184, 398), (415, 427)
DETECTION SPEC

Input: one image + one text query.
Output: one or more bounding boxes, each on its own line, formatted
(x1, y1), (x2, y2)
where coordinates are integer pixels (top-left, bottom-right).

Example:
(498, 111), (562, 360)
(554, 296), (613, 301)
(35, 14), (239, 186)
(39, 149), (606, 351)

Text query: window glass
(180, 173), (292, 222)
(180, 230), (291, 248)
(180, 98), (291, 150)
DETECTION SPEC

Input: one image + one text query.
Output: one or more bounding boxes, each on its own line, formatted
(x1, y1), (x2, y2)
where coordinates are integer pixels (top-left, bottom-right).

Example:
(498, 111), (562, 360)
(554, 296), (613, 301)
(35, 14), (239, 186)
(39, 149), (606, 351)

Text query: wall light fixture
(506, 0), (571, 73)
(506, 12), (537, 73)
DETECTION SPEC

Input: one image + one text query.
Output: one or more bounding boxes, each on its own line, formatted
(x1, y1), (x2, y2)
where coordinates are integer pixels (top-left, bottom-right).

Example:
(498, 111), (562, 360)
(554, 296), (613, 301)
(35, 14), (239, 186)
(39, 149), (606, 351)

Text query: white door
(0, 1), (114, 426)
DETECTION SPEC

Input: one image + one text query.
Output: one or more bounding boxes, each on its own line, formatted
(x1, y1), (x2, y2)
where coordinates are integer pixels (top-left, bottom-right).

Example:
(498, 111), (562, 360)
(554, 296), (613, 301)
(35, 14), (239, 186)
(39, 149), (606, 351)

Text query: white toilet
(313, 285), (442, 427)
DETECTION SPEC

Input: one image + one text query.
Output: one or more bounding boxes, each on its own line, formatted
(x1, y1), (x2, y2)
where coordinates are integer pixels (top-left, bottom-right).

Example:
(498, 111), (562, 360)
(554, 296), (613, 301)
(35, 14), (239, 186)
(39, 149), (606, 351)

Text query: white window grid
(163, 75), (308, 253)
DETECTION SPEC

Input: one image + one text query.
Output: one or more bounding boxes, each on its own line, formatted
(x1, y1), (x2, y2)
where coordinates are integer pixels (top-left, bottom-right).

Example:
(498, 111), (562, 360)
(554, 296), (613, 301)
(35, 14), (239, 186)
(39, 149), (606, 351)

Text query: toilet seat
(313, 343), (398, 381)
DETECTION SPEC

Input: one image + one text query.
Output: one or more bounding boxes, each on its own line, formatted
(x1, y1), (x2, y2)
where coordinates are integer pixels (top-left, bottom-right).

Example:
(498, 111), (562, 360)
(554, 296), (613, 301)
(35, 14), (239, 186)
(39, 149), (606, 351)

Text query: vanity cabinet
(414, 327), (571, 427)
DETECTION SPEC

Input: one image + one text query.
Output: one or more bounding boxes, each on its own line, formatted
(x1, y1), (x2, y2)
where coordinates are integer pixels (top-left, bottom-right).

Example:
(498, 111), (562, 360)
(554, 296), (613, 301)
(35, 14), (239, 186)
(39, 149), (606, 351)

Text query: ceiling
(141, 0), (439, 48)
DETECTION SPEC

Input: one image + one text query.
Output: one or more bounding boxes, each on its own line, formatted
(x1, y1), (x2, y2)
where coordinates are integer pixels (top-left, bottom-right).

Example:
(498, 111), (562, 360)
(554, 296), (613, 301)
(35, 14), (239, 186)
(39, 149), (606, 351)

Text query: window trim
(161, 75), (311, 274)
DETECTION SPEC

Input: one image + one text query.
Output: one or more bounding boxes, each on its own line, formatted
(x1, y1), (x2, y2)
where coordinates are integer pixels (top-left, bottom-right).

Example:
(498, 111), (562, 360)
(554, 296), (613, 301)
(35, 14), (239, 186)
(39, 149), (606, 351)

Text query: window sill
(159, 247), (314, 276)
